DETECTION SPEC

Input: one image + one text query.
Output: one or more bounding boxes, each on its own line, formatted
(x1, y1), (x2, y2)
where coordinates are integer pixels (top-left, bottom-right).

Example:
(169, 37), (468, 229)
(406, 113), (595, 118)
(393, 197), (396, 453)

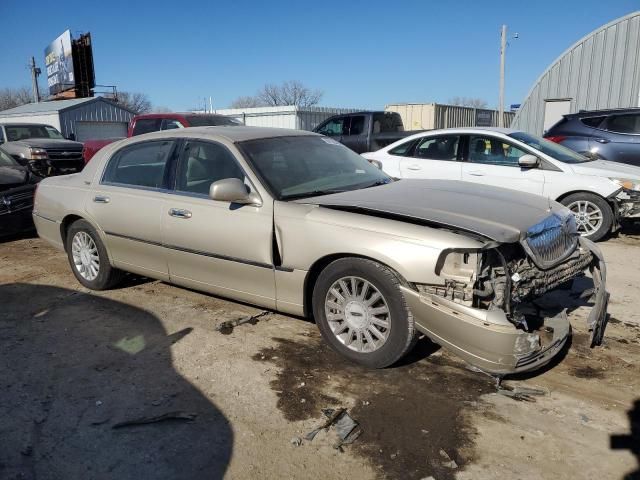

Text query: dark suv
(544, 108), (640, 166)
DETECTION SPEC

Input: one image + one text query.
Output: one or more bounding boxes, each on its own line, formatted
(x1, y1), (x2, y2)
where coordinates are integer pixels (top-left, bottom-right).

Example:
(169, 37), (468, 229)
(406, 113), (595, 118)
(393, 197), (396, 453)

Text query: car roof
(0, 122), (53, 127)
(402, 127), (517, 139)
(133, 112), (230, 120)
(567, 107), (640, 117)
(128, 126), (319, 143)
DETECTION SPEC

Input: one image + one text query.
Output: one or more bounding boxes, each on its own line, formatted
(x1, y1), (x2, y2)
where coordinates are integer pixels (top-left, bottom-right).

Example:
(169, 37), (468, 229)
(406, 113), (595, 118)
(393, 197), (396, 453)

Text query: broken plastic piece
(304, 408), (345, 441)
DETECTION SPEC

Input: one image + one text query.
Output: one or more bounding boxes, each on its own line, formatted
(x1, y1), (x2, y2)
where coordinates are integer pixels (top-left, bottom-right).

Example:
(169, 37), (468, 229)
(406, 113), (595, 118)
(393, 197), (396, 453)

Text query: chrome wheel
(324, 276), (391, 353)
(567, 200), (603, 236)
(71, 231), (100, 281)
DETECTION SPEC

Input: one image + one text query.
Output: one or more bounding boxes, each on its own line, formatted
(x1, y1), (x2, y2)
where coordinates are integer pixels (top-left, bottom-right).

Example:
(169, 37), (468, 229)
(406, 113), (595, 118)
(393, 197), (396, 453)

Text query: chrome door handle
(407, 165), (421, 170)
(93, 195), (110, 203)
(594, 138), (609, 144)
(169, 208), (192, 219)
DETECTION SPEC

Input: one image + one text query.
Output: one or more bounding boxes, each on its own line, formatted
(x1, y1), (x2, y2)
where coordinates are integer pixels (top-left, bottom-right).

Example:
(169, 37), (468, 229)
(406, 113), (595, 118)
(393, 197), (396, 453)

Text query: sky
(1, 0), (638, 111)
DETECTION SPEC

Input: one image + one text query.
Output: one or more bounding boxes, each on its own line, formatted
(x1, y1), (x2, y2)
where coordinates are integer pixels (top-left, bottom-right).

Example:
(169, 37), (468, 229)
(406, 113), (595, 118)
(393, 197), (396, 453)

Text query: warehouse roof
(0, 97), (133, 116)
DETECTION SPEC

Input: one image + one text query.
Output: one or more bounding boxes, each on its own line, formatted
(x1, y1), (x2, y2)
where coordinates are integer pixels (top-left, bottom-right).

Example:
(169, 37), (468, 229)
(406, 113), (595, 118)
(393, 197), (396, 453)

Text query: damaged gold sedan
(32, 127), (608, 375)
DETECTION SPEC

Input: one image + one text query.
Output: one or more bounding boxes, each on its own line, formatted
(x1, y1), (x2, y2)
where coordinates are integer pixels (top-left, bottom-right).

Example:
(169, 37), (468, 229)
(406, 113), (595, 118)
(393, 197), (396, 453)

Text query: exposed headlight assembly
(610, 177), (640, 192)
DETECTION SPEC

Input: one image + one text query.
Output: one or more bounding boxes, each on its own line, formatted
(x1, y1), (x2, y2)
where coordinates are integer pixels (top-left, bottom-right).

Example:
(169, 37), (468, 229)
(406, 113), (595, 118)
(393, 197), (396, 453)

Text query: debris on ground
(112, 411), (197, 429)
(304, 408), (362, 451)
(439, 448), (458, 469)
(497, 384), (548, 402)
(290, 436), (302, 447)
(216, 311), (270, 335)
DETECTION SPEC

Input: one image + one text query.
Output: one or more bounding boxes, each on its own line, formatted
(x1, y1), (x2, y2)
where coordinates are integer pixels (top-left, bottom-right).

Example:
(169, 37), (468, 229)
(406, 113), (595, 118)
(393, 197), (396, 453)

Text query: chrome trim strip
(104, 231), (294, 272)
(32, 212), (58, 223)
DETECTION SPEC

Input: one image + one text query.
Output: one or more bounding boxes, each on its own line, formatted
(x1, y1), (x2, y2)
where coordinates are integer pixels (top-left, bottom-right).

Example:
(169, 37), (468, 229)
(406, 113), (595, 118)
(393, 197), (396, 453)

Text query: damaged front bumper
(401, 237), (608, 375)
(615, 189), (640, 220)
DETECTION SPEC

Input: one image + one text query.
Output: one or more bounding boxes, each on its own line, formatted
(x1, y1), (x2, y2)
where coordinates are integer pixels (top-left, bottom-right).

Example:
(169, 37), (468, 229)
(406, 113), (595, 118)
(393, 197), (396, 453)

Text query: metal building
(512, 11), (640, 135)
(0, 97), (134, 141)
(213, 106), (360, 130)
(385, 103), (515, 130)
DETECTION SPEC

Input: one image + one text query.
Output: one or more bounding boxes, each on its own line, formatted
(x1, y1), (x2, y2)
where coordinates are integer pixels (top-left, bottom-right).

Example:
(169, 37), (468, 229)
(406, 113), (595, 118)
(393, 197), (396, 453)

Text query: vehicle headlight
(29, 148), (48, 160)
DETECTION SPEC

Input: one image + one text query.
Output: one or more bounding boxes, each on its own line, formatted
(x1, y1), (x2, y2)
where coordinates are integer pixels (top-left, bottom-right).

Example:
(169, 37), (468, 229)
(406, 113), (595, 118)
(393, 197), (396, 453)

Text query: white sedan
(362, 127), (640, 241)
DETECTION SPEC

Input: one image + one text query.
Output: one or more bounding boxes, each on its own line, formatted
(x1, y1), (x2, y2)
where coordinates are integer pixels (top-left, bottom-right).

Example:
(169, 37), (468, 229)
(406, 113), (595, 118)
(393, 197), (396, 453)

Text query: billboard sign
(475, 109), (493, 127)
(45, 30), (75, 95)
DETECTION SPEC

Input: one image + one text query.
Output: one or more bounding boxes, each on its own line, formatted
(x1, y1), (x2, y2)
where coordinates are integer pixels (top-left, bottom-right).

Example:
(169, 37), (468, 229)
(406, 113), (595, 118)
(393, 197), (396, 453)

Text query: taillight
(545, 135), (567, 143)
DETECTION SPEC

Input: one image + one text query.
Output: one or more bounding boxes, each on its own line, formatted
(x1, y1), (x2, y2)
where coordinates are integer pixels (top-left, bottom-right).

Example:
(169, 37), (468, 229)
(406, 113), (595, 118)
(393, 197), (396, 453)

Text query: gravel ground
(0, 231), (639, 480)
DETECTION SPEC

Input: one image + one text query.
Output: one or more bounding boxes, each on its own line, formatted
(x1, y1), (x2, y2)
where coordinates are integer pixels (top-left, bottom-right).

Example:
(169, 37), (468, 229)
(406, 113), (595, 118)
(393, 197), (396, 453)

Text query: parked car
(0, 123), (84, 177)
(82, 113), (243, 163)
(0, 146), (41, 237)
(313, 111), (416, 153)
(33, 127), (608, 375)
(363, 127), (640, 241)
(545, 108), (640, 166)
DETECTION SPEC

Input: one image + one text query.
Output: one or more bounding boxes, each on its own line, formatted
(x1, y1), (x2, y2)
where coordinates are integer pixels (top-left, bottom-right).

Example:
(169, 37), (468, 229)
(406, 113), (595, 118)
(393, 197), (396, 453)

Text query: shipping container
(385, 103), (515, 131)
(213, 106), (361, 131)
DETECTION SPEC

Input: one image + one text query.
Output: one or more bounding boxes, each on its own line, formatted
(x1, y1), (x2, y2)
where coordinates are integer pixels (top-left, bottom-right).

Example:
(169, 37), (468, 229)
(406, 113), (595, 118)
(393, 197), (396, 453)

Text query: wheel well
(302, 253), (407, 319)
(60, 214), (83, 249)
(556, 190), (613, 208)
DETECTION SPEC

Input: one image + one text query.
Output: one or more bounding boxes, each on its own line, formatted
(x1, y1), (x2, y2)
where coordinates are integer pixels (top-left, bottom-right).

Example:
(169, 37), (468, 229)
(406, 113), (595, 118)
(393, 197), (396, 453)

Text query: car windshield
(0, 147), (18, 167)
(5, 124), (64, 141)
(185, 115), (242, 127)
(239, 136), (392, 200)
(508, 131), (593, 164)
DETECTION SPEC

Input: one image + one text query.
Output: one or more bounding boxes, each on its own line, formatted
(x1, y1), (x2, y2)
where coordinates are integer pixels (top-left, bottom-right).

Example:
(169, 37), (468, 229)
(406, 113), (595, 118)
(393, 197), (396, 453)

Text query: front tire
(312, 258), (416, 368)
(560, 193), (613, 242)
(66, 219), (123, 290)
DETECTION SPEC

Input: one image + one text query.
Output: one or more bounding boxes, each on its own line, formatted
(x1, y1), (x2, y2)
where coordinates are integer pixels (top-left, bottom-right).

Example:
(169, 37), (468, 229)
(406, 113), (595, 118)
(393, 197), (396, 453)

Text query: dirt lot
(1, 232), (639, 480)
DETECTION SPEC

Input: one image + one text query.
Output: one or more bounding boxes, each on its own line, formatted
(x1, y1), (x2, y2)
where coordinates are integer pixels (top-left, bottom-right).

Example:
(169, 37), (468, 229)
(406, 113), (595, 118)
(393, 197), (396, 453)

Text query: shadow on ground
(611, 398), (640, 480)
(0, 283), (233, 480)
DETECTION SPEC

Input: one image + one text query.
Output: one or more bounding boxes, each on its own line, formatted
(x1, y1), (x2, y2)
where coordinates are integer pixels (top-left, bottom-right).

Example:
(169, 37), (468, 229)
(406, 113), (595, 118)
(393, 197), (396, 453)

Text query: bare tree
(0, 87), (33, 111)
(230, 80), (323, 108)
(230, 96), (264, 108)
(153, 106), (172, 113)
(115, 91), (152, 114)
(448, 96), (489, 108)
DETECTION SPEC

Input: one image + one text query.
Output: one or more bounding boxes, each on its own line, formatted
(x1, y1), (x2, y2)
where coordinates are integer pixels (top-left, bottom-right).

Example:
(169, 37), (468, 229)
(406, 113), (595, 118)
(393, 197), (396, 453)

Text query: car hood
(569, 159), (640, 180)
(10, 138), (83, 149)
(297, 179), (564, 243)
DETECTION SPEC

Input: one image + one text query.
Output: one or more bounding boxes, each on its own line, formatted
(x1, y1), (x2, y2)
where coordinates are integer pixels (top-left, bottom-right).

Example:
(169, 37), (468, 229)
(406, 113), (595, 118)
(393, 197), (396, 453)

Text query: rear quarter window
(580, 116), (606, 128)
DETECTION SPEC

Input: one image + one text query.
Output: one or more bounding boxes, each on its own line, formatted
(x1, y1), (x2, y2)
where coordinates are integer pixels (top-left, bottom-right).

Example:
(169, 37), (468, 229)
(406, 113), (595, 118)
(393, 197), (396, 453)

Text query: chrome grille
(46, 148), (83, 161)
(522, 213), (579, 269)
(0, 188), (34, 214)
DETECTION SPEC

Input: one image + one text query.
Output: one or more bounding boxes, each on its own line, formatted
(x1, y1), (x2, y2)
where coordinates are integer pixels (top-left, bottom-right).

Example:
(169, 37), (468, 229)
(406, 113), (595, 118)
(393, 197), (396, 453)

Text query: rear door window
(605, 114), (640, 134)
(132, 118), (162, 136)
(372, 113), (404, 133)
(103, 140), (175, 189)
(161, 119), (185, 130)
(413, 136), (459, 161)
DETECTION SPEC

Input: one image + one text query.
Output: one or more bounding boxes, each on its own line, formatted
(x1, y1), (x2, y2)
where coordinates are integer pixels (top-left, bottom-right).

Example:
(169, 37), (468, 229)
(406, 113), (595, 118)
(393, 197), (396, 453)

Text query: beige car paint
(33, 126), (607, 375)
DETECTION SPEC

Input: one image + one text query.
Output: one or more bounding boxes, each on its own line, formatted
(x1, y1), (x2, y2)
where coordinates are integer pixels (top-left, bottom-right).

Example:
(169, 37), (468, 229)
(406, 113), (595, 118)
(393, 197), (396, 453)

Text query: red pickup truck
(82, 113), (242, 162)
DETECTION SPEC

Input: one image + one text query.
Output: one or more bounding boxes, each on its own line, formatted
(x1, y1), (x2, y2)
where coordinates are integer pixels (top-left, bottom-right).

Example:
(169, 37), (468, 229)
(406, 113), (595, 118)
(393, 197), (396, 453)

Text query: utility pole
(29, 57), (41, 103)
(498, 25), (507, 127)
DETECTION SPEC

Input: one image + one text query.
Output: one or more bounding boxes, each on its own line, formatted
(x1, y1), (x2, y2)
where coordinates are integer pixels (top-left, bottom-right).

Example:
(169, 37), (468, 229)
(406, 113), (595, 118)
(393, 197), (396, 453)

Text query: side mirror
(209, 178), (262, 206)
(518, 154), (539, 168)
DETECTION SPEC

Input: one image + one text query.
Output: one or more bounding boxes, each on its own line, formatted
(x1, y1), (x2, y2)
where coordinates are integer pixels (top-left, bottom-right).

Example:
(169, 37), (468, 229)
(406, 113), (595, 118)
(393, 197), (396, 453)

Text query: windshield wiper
(281, 189), (346, 201)
(360, 179), (393, 189)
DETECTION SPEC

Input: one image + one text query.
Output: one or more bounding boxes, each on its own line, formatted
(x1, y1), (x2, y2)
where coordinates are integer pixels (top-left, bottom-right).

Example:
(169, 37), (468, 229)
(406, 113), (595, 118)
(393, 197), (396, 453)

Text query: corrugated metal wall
(512, 11), (640, 135)
(214, 106), (360, 131)
(60, 99), (134, 138)
(386, 103), (515, 130)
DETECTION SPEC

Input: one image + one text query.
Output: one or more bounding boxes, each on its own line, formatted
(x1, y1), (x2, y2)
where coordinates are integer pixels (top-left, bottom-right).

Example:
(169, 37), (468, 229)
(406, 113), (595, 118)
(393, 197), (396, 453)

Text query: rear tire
(560, 193), (613, 242)
(66, 219), (124, 290)
(312, 257), (416, 368)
